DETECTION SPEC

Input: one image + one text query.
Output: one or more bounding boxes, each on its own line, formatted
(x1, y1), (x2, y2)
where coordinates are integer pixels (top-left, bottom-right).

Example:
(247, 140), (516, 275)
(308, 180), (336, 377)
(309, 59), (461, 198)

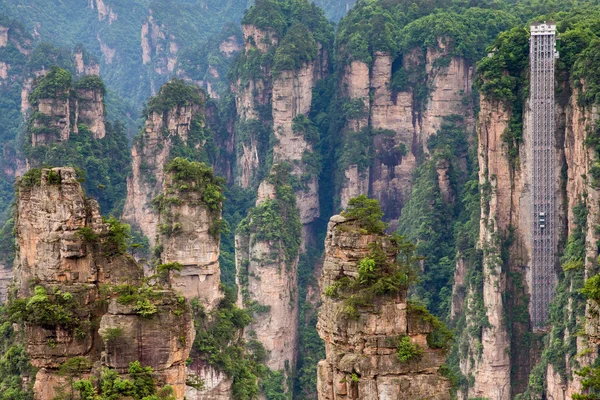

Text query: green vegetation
(341, 194), (387, 234)
(24, 115), (131, 215)
(0, 306), (34, 400)
(153, 158), (227, 240)
(29, 66), (72, 103)
(396, 335), (423, 363)
(574, 363), (600, 399)
(237, 165), (302, 270)
(75, 75), (106, 94)
(57, 361), (176, 400)
(273, 23), (318, 73)
(397, 117), (472, 316)
(192, 286), (266, 399)
(157, 262), (183, 289)
(7, 286), (79, 330)
(145, 79), (204, 116)
(408, 301), (454, 350)
(101, 282), (187, 318)
(336, 0), (517, 66)
(233, 0), (333, 81)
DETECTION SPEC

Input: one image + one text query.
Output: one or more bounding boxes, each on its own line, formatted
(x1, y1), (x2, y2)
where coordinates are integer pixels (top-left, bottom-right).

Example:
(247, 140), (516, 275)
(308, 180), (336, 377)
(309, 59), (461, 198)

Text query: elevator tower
(529, 22), (558, 329)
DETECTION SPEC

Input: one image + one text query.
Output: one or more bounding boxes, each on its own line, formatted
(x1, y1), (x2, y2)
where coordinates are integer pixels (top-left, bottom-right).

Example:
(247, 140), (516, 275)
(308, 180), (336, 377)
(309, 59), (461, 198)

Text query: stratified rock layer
(122, 95), (204, 245)
(13, 167), (194, 400)
(316, 215), (451, 399)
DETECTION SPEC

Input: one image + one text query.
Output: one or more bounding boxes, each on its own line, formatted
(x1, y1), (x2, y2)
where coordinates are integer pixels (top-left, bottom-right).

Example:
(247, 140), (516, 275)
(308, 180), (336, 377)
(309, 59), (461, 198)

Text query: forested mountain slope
(5, 0), (600, 399)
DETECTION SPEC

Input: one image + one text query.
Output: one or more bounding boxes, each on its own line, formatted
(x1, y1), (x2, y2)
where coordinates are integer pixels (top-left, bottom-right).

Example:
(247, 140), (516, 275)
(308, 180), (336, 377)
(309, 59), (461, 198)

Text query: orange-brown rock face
(272, 55), (327, 228)
(339, 47), (474, 225)
(13, 167), (194, 400)
(122, 95), (204, 245)
(316, 215), (451, 399)
(99, 296), (195, 399)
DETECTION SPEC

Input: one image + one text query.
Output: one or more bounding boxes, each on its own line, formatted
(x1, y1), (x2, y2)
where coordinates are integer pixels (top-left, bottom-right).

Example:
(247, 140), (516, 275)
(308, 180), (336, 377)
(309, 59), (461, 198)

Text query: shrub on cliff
(341, 195), (388, 234)
(325, 237), (420, 319)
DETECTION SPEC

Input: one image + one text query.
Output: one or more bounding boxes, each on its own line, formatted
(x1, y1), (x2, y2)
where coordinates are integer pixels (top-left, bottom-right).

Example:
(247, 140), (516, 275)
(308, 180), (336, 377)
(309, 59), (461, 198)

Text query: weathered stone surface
(235, 180), (299, 377)
(122, 99), (204, 246)
(14, 168), (194, 400)
(31, 96), (71, 146)
(99, 296), (194, 399)
(77, 87), (105, 139)
(339, 48), (474, 226)
(157, 174), (223, 309)
(316, 215), (451, 399)
(186, 360), (233, 400)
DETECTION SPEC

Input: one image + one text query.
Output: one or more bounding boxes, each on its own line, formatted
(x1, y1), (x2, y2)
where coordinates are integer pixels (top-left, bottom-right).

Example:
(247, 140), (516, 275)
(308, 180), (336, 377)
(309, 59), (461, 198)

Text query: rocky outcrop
(89, 0), (118, 24)
(122, 83), (206, 245)
(316, 215), (452, 399)
(339, 45), (474, 225)
(74, 49), (100, 76)
(141, 15), (178, 75)
(28, 70), (107, 148)
(99, 294), (194, 399)
(13, 167), (195, 400)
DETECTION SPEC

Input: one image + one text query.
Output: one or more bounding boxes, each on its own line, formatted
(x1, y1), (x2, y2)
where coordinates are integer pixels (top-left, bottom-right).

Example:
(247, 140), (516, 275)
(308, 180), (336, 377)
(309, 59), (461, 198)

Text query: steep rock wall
(231, 25), (275, 188)
(316, 215), (452, 399)
(339, 46), (474, 225)
(76, 87), (106, 139)
(13, 167), (194, 400)
(235, 179), (300, 380)
(122, 98), (204, 245)
(156, 171), (222, 309)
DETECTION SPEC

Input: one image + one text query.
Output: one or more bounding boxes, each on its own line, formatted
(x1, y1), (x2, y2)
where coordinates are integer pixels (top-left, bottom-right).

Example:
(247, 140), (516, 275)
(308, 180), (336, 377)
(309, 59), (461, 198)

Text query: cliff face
(271, 46), (328, 229)
(155, 167), (223, 309)
(235, 179), (300, 377)
(13, 167), (196, 400)
(231, 25), (275, 189)
(316, 215), (452, 399)
(122, 83), (206, 245)
(76, 86), (105, 139)
(338, 45), (474, 226)
(457, 78), (598, 399)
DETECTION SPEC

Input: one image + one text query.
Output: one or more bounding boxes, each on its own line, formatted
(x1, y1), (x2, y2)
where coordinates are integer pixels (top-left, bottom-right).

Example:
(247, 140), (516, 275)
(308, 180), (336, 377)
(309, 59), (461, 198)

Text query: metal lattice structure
(530, 22), (558, 329)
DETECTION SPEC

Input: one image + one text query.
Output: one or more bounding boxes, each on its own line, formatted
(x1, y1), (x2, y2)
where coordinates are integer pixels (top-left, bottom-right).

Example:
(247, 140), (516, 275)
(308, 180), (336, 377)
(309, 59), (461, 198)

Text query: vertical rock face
(141, 15), (178, 76)
(156, 168), (223, 309)
(338, 46), (474, 225)
(460, 80), (596, 399)
(231, 25), (275, 189)
(272, 52), (327, 227)
(235, 178), (301, 378)
(13, 167), (195, 400)
(76, 86), (106, 139)
(316, 215), (452, 399)
(122, 83), (206, 245)
(74, 49), (101, 76)
(30, 92), (71, 146)
(28, 70), (107, 149)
